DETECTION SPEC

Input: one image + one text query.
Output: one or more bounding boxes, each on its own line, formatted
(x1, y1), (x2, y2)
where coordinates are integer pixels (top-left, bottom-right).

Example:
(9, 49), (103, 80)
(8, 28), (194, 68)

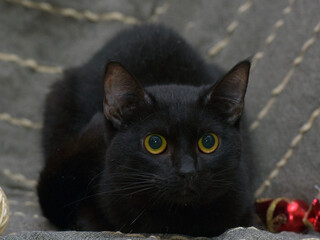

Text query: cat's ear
(203, 60), (250, 125)
(103, 62), (152, 128)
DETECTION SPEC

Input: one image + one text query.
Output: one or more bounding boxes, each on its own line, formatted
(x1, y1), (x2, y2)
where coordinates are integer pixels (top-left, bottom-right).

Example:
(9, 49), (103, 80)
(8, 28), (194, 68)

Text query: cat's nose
(178, 157), (197, 182)
(180, 171), (197, 183)
(179, 170), (197, 193)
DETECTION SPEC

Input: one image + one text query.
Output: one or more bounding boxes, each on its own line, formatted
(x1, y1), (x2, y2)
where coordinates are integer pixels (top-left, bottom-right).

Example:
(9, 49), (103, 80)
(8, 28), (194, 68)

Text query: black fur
(38, 24), (253, 237)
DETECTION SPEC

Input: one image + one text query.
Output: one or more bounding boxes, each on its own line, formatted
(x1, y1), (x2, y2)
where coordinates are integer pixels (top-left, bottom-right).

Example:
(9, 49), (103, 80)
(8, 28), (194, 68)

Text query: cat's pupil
(202, 134), (215, 149)
(149, 135), (162, 149)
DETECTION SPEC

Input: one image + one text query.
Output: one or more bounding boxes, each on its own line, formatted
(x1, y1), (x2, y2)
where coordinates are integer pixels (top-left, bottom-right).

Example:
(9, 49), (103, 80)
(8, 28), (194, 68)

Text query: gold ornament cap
(0, 187), (10, 235)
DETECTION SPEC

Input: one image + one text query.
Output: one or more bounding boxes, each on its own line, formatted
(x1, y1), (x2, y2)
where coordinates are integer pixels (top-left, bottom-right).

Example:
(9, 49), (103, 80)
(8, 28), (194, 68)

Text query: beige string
(0, 113), (42, 129)
(207, 0), (254, 57)
(12, 212), (26, 217)
(6, 0), (170, 24)
(255, 105), (320, 198)
(250, 20), (320, 131)
(251, 0), (295, 71)
(2, 169), (37, 188)
(1, 1), (170, 73)
(8, 200), (37, 207)
(149, 1), (170, 22)
(0, 52), (62, 74)
(5, 0), (140, 24)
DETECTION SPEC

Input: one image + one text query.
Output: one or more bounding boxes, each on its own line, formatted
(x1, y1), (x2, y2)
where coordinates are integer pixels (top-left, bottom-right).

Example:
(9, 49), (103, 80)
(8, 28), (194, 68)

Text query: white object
(0, 187), (9, 235)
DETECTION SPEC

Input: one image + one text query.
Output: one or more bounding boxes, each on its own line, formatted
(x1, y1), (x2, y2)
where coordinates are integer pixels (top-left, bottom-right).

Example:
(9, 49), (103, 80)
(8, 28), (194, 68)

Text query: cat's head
(101, 61), (250, 206)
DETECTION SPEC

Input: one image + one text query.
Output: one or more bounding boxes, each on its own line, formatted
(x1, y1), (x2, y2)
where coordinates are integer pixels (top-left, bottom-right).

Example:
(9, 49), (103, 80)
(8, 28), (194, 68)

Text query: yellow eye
(198, 133), (219, 154)
(144, 134), (167, 154)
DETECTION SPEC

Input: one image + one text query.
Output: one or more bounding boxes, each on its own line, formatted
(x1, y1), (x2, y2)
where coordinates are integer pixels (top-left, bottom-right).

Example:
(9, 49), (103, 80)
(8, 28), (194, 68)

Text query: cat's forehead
(140, 84), (225, 136)
(144, 84), (208, 127)
(146, 85), (202, 104)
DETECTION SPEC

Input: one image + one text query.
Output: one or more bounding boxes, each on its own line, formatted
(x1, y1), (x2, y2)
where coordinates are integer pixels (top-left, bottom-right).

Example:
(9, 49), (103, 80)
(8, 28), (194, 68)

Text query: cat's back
(80, 24), (218, 87)
(42, 24), (222, 157)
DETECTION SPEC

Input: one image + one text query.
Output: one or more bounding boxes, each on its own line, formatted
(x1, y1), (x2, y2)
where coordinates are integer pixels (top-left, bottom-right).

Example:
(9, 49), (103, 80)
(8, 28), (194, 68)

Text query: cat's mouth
(180, 189), (199, 202)
(167, 182), (200, 204)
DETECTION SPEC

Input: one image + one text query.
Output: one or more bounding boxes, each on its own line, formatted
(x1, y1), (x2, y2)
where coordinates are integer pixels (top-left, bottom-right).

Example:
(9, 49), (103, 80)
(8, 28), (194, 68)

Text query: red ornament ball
(304, 198), (320, 232)
(256, 198), (309, 233)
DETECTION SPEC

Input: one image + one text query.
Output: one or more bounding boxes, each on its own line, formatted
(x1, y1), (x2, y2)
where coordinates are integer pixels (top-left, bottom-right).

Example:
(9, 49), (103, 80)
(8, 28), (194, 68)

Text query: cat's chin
(164, 188), (201, 205)
(163, 185), (229, 206)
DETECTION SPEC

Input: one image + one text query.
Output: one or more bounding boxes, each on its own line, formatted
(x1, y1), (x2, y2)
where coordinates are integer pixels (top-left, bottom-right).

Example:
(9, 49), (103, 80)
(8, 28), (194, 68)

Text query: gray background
(0, 0), (320, 238)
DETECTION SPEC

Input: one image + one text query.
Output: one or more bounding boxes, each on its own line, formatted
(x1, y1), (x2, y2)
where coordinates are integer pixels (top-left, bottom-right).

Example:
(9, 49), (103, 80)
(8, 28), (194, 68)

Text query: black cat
(37, 24), (253, 237)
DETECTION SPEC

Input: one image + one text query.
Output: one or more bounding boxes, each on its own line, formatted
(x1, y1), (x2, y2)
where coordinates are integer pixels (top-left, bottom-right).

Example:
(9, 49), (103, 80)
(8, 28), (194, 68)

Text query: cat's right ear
(201, 60), (250, 125)
(103, 62), (152, 128)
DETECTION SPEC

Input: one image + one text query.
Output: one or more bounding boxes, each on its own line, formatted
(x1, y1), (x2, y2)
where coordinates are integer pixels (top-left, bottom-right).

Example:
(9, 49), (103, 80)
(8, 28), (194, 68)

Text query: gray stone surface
(1, 0), (320, 239)
(1, 228), (320, 240)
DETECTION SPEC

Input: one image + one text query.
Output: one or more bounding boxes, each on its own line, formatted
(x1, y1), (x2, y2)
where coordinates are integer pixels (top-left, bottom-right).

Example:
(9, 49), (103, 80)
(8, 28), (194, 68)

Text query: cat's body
(38, 24), (253, 237)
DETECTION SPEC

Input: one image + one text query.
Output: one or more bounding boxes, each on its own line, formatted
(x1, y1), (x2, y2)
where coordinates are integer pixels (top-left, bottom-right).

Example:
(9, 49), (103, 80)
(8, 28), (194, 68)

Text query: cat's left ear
(103, 62), (152, 128)
(203, 60), (250, 125)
